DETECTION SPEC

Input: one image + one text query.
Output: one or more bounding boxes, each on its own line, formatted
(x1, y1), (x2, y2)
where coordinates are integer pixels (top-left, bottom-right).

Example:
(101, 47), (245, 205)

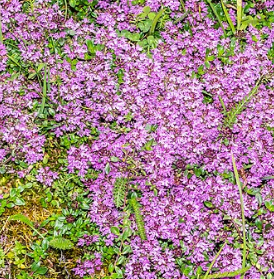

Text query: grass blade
(218, 95), (227, 115)
(231, 152), (246, 279)
(237, 0), (242, 30)
(204, 241), (227, 279)
(39, 66), (47, 116)
(8, 214), (45, 238)
(206, 0), (226, 36)
(221, 0), (236, 34)
(0, 16), (3, 44)
(203, 266), (251, 278)
(223, 75), (264, 128)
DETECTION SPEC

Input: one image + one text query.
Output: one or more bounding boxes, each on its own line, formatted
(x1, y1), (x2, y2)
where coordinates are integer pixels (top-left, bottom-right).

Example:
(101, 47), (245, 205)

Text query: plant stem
(237, 0), (242, 30)
(149, 9), (165, 35)
(231, 152), (246, 279)
(64, 0), (68, 20)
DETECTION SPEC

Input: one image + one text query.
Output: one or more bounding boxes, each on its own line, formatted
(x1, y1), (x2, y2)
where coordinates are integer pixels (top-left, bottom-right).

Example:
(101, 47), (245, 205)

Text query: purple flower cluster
(1, 0), (274, 277)
(73, 252), (102, 277)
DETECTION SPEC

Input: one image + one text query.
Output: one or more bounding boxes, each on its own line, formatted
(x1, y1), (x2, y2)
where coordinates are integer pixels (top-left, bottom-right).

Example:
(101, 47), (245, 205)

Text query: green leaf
(31, 262), (48, 275)
(114, 266), (123, 278)
(255, 219), (262, 231)
(108, 263), (114, 273)
(111, 156), (119, 162)
(86, 39), (95, 53)
(111, 226), (120, 236)
(69, 0), (76, 7)
(147, 35), (156, 47)
(49, 237), (74, 250)
(105, 163), (111, 174)
(117, 256), (126, 265)
(138, 20), (152, 33)
(122, 245), (132, 254)
(122, 228), (132, 241)
(14, 197), (25, 206)
(113, 177), (127, 208)
(265, 200), (274, 212)
(39, 66), (47, 117)
(148, 12), (156, 20)
(127, 33), (141, 42)
(9, 214), (34, 228)
(143, 6), (151, 14)
(204, 201), (214, 208)
(43, 154), (49, 164)
(255, 193), (263, 207)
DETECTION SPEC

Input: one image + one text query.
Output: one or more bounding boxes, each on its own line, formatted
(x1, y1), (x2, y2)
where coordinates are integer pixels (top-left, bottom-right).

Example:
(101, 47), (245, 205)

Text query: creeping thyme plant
(0, 0), (274, 278)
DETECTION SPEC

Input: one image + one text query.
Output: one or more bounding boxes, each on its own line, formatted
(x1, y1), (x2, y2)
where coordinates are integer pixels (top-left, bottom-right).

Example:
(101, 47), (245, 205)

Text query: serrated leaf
(49, 237), (74, 250)
(113, 177), (127, 208)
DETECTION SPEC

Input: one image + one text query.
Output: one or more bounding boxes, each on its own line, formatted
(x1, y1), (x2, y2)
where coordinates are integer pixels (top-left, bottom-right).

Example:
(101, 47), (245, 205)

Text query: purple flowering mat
(0, 0), (274, 278)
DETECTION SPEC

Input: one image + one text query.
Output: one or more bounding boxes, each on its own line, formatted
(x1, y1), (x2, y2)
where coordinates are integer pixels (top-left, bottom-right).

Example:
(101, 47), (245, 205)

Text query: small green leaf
(108, 263), (114, 273)
(105, 163), (111, 174)
(111, 156), (119, 162)
(128, 33), (141, 42)
(138, 20), (152, 33)
(31, 262), (48, 275)
(122, 245), (132, 254)
(265, 200), (274, 212)
(43, 154), (49, 164)
(255, 193), (263, 207)
(14, 197), (25, 206)
(115, 266), (123, 278)
(86, 39), (95, 53)
(148, 12), (156, 20)
(143, 6), (151, 14)
(111, 226), (120, 236)
(117, 256), (126, 265)
(255, 218), (262, 231)
(69, 0), (76, 7)
(147, 35), (156, 47)
(204, 201), (214, 208)
(122, 228), (132, 241)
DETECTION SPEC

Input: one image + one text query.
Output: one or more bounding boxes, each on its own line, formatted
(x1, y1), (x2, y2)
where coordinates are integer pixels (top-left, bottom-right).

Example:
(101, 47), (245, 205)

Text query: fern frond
(223, 75), (264, 128)
(113, 177), (127, 208)
(49, 237), (74, 250)
(130, 198), (147, 240)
